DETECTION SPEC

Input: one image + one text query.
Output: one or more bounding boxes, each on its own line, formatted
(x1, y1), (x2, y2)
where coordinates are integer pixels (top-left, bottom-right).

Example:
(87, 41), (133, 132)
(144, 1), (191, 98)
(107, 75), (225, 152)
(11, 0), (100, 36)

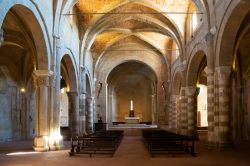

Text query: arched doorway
(0, 4), (50, 151)
(107, 61), (157, 126)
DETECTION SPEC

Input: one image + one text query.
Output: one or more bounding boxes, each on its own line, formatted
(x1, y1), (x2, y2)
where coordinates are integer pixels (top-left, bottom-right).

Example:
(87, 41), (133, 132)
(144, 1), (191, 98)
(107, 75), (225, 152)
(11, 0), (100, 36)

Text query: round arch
(215, 0), (250, 67)
(0, 2), (51, 70)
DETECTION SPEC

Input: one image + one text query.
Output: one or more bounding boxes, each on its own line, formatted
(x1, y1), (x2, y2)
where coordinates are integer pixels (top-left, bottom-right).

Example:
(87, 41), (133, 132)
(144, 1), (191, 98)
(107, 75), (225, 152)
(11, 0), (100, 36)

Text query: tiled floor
(1, 129), (250, 166)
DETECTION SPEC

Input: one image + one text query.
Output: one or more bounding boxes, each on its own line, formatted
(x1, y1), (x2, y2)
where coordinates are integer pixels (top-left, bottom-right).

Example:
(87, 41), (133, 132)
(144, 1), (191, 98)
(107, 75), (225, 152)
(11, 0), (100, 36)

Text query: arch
(186, 50), (207, 86)
(94, 34), (170, 72)
(0, 1), (51, 70)
(60, 54), (78, 92)
(215, 0), (250, 67)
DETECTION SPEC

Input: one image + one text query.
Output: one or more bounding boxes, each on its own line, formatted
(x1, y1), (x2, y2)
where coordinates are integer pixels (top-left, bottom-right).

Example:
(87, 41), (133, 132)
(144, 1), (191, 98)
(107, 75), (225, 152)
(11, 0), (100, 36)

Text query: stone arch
(186, 50), (207, 86)
(0, 2), (52, 151)
(215, 0), (250, 67)
(0, 2), (51, 70)
(60, 53), (78, 92)
(106, 61), (157, 125)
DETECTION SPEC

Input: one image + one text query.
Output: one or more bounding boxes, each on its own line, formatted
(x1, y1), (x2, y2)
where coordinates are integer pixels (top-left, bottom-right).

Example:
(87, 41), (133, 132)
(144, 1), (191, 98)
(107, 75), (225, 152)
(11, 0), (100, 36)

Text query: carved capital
(0, 29), (4, 46)
(33, 70), (54, 87)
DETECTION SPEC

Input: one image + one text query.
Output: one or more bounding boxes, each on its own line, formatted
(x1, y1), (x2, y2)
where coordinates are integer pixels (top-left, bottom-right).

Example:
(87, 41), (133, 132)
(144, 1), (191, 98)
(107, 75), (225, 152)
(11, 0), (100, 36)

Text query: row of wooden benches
(69, 130), (124, 157)
(142, 130), (197, 157)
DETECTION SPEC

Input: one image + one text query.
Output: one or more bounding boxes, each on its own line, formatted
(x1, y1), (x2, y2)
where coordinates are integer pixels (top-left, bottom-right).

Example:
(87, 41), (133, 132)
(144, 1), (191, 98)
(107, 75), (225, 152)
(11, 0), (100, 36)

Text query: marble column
(186, 86), (199, 136)
(67, 91), (79, 137)
(180, 87), (188, 135)
(207, 70), (216, 149)
(0, 29), (3, 46)
(86, 97), (94, 133)
(33, 70), (53, 152)
(215, 66), (232, 149)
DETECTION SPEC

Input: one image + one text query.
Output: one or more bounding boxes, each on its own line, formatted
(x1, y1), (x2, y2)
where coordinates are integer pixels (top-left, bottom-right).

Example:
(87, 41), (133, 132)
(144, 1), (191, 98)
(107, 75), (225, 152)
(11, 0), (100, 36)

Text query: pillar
(67, 91), (79, 137)
(207, 70), (216, 149)
(170, 95), (178, 132)
(215, 66), (232, 149)
(86, 97), (94, 133)
(53, 36), (62, 149)
(186, 86), (199, 136)
(33, 70), (53, 152)
(180, 87), (188, 135)
(79, 66), (86, 135)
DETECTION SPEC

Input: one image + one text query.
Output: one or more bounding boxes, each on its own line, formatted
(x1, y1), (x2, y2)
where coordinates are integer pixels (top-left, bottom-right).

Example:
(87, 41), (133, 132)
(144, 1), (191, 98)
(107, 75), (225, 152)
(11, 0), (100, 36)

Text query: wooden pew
(69, 130), (123, 157)
(142, 130), (196, 157)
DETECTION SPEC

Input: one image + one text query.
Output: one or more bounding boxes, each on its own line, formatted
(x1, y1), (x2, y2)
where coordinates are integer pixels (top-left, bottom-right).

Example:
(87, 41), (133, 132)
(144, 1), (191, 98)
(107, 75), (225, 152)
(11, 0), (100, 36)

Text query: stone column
(170, 95), (178, 132)
(79, 66), (86, 135)
(53, 36), (62, 149)
(207, 70), (216, 149)
(0, 29), (3, 46)
(33, 70), (53, 152)
(67, 92), (79, 137)
(48, 74), (56, 150)
(180, 87), (188, 135)
(86, 97), (94, 133)
(186, 86), (199, 136)
(215, 66), (231, 149)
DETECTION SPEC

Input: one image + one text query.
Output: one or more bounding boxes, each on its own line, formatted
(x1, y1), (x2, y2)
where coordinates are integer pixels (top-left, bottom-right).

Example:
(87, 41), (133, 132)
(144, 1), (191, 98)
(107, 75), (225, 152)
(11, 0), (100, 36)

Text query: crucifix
(129, 99), (135, 117)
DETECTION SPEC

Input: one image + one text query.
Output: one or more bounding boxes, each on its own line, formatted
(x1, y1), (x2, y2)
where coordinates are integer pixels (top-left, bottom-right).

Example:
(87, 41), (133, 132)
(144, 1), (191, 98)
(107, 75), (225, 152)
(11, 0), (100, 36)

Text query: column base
(33, 136), (49, 152)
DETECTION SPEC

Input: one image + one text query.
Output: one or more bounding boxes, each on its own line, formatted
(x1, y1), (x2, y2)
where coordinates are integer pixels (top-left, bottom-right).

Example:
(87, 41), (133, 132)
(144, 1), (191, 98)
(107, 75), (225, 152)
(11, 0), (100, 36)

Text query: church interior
(0, 0), (250, 165)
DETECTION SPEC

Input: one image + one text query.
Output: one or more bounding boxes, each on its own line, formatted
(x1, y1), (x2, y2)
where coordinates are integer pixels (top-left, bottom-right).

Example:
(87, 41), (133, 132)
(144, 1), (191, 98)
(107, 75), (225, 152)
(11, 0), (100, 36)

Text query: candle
(130, 100), (133, 110)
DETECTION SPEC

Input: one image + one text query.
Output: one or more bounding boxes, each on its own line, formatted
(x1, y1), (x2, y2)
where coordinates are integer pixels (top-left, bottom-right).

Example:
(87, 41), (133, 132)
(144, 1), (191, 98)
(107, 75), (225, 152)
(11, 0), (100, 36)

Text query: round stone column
(180, 87), (188, 135)
(33, 70), (53, 152)
(86, 97), (94, 133)
(67, 91), (79, 137)
(186, 86), (199, 136)
(170, 95), (178, 132)
(207, 70), (216, 149)
(215, 66), (232, 149)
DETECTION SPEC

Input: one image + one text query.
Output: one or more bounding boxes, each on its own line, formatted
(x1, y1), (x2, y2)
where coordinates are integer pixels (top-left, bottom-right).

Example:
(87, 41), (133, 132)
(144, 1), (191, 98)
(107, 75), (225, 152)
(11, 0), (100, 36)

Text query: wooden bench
(142, 130), (196, 157)
(69, 130), (124, 157)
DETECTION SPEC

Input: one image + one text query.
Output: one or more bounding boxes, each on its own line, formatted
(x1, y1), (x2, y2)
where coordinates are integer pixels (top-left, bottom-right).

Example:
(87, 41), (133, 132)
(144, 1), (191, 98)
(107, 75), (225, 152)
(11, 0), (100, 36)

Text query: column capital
(0, 29), (4, 46)
(33, 70), (54, 87)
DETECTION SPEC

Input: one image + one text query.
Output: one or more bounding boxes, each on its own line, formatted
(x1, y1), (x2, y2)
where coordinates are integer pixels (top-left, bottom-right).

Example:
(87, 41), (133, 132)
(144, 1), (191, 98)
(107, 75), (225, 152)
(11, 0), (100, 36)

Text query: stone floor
(1, 129), (250, 166)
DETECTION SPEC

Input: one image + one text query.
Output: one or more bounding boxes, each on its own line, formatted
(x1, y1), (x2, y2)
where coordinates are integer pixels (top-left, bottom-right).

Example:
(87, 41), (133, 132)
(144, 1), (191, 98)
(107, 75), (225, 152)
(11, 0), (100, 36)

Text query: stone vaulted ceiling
(75, 0), (197, 66)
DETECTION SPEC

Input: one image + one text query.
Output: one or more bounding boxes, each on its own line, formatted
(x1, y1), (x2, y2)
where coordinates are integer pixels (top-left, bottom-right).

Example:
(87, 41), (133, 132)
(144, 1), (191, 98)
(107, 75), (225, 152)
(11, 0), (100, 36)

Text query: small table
(125, 117), (140, 124)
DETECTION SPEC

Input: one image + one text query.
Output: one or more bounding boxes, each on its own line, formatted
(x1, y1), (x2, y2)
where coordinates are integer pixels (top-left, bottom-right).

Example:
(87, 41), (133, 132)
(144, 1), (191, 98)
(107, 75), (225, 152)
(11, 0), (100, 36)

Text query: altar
(125, 117), (140, 124)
